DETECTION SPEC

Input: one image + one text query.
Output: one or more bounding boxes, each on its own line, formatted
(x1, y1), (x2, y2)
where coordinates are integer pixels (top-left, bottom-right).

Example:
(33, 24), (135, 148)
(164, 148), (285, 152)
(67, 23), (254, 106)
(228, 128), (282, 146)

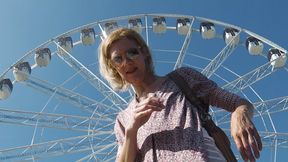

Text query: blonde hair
(98, 28), (154, 91)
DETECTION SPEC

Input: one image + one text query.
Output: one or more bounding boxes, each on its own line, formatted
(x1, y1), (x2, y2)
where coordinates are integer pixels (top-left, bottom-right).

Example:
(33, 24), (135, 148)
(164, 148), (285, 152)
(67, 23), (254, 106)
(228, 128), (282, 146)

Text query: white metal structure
(0, 14), (287, 162)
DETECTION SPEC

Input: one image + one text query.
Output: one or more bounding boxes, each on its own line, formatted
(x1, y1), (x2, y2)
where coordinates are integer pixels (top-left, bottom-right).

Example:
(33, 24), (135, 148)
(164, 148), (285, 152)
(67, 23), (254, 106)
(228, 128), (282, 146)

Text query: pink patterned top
(114, 67), (241, 162)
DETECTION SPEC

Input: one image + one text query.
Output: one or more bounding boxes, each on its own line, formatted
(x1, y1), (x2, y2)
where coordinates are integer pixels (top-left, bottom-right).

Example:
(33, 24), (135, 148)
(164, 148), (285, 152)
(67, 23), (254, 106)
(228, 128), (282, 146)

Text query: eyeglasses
(110, 48), (141, 67)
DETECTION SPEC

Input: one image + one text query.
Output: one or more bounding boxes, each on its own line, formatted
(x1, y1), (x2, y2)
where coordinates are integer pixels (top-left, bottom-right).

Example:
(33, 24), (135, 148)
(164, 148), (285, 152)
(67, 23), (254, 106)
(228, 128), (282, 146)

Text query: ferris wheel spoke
(174, 18), (194, 69)
(256, 131), (288, 148)
(0, 134), (116, 162)
(223, 129), (288, 149)
(77, 143), (117, 162)
(22, 75), (119, 116)
(201, 32), (240, 78)
(253, 96), (288, 116)
(0, 108), (113, 132)
(53, 41), (128, 108)
(222, 61), (278, 94)
(212, 96), (288, 125)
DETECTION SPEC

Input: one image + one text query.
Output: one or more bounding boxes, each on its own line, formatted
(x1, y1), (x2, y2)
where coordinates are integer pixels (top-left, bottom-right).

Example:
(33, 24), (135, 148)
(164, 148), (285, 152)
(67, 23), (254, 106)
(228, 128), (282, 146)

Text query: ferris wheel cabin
(13, 62), (31, 82)
(128, 18), (143, 34)
(103, 22), (118, 37)
(268, 48), (287, 68)
(152, 17), (166, 34)
(57, 37), (73, 55)
(245, 36), (264, 55)
(176, 18), (191, 35)
(0, 78), (13, 100)
(200, 22), (216, 39)
(223, 28), (240, 45)
(80, 28), (96, 46)
(34, 48), (51, 67)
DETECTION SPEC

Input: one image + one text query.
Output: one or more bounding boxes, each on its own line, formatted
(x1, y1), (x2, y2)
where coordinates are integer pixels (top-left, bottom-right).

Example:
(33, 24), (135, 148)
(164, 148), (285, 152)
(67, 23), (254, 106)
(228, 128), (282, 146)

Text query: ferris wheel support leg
(53, 41), (127, 109)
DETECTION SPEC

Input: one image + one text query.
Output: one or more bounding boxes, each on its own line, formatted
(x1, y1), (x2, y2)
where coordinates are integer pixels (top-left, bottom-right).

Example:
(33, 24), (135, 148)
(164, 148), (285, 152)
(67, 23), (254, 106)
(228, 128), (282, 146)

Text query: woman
(99, 28), (262, 162)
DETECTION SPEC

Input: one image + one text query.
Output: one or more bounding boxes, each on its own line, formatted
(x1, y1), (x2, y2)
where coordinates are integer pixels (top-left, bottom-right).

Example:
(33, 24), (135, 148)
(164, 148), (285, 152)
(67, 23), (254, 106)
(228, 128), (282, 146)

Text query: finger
(134, 108), (153, 119)
(241, 132), (255, 162)
(249, 133), (260, 159)
(253, 127), (263, 151)
(234, 136), (248, 162)
(134, 104), (163, 114)
(135, 99), (164, 111)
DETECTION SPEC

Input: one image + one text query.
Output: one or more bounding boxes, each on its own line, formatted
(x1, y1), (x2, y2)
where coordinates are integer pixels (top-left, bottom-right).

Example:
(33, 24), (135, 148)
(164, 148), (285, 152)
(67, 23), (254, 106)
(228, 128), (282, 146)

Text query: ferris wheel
(0, 14), (287, 162)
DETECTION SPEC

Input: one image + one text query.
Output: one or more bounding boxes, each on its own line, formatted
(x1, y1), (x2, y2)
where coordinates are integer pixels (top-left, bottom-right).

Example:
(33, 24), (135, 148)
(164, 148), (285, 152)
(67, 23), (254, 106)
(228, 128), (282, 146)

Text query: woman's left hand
(231, 103), (262, 162)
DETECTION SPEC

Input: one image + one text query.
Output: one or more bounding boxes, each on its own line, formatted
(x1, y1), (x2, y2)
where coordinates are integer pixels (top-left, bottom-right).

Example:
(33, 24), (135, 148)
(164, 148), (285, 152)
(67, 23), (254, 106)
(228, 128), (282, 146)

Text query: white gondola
(57, 37), (73, 55)
(103, 22), (118, 37)
(34, 48), (51, 67)
(268, 48), (287, 68)
(246, 37), (264, 55)
(223, 28), (240, 45)
(80, 28), (95, 45)
(0, 78), (13, 100)
(13, 62), (31, 82)
(200, 22), (216, 39)
(152, 17), (166, 34)
(176, 18), (191, 35)
(128, 18), (142, 33)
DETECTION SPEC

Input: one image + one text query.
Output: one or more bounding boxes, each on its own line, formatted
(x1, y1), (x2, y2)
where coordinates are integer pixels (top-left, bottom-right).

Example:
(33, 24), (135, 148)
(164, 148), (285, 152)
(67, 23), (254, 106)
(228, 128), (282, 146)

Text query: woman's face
(109, 38), (148, 85)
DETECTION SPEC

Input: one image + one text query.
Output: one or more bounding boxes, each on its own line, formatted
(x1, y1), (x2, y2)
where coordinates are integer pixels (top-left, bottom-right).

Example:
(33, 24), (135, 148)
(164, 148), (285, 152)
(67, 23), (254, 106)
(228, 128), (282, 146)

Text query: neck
(132, 73), (159, 99)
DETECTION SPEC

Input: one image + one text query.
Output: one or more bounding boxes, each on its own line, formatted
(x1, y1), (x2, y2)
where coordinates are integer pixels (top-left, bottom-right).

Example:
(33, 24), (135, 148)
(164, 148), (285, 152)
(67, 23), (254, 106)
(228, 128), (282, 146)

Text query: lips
(126, 67), (137, 74)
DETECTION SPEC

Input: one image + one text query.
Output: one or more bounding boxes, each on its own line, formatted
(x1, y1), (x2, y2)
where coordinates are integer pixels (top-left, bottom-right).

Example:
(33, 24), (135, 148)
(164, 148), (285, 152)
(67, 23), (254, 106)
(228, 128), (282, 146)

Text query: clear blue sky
(0, 0), (287, 161)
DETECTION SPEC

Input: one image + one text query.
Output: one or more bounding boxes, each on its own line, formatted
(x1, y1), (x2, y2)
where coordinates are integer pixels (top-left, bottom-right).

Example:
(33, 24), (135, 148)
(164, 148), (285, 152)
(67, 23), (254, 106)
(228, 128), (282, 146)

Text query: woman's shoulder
(169, 67), (207, 81)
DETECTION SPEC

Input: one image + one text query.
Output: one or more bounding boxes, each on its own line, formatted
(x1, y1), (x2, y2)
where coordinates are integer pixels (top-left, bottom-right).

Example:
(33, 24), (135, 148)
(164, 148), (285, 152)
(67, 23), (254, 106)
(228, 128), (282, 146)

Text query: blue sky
(0, 0), (287, 161)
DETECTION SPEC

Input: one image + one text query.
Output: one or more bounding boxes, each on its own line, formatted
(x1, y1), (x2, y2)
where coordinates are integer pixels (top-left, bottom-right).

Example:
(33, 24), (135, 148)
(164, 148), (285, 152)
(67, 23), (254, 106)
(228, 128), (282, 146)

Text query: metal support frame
(201, 32), (240, 78)
(174, 18), (195, 69)
(24, 75), (118, 117)
(54, 41), (127, 109)
(0, 134), (116, 162)
(0, 108), (113, 132)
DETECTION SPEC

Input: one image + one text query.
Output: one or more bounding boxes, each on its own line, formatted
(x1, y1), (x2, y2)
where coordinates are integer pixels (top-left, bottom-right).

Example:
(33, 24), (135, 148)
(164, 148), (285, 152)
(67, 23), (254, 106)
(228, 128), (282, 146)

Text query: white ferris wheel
(0, 14), (287, 162)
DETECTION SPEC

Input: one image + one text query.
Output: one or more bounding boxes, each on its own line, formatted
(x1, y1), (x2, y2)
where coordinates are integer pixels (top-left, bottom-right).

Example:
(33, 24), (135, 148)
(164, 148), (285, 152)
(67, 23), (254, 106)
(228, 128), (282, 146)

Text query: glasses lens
(126, 48), (140, 60)
(111, 48), (140, 67)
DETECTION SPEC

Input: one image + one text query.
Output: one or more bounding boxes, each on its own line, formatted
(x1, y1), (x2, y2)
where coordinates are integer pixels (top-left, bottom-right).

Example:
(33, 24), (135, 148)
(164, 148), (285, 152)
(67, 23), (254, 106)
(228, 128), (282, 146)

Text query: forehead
(109, 38), (138, 54)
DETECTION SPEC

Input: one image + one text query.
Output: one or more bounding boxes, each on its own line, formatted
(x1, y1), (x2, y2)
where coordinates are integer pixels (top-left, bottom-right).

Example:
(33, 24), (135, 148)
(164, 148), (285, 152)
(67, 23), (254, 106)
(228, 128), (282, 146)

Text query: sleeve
(176, 67), (242, 112)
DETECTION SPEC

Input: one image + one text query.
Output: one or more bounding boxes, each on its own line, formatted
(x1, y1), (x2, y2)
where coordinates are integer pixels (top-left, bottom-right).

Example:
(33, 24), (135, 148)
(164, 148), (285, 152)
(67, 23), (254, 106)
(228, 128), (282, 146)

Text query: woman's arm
(116, 128), (139, 162)
(116, 96), (164, 162)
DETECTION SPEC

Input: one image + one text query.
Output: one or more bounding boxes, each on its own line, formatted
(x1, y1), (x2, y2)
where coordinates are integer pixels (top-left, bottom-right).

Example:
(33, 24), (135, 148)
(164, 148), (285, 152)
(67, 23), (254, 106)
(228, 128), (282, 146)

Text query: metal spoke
(0, 108), (113, 132)
(23, 75), (118, 116)
(222, 61), (277, 94)
(0, 134), (115, 162)
(53, 41), (127, 108)
(174, 18), (194, 69)
(212, 96), (288, 125)
(201, 32), (240, 78)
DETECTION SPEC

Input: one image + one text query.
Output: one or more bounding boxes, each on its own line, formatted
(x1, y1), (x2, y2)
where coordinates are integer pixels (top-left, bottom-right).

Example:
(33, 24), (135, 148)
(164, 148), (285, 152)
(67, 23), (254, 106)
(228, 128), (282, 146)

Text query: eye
(126, 48), (140, 59)
(112, 55), (122, 64)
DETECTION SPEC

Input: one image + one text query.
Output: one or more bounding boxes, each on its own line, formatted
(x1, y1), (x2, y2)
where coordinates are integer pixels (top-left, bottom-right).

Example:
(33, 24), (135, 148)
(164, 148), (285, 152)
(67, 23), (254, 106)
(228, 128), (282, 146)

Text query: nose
(120, 56), (133, 67)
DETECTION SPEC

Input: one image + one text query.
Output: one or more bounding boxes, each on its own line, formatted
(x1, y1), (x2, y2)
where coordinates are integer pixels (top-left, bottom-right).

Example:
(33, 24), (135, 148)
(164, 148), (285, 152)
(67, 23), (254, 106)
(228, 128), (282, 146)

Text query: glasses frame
(110, 47), (142, 68)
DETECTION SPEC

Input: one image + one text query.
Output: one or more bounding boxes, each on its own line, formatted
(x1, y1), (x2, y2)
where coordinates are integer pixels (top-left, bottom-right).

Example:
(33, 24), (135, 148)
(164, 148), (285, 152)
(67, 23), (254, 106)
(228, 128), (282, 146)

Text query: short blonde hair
(98, 28), (154, 91)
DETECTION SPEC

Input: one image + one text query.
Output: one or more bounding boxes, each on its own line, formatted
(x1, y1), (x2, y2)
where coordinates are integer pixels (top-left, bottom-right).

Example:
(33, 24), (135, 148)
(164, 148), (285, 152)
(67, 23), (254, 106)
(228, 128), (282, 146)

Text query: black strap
(167, 71), (211, 123)
(168, 70), (237, 162)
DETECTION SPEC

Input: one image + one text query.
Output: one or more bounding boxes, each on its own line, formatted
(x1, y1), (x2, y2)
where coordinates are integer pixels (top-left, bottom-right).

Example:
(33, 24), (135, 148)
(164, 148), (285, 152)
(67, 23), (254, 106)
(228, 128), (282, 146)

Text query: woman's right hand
(127, 95), (165, 132)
